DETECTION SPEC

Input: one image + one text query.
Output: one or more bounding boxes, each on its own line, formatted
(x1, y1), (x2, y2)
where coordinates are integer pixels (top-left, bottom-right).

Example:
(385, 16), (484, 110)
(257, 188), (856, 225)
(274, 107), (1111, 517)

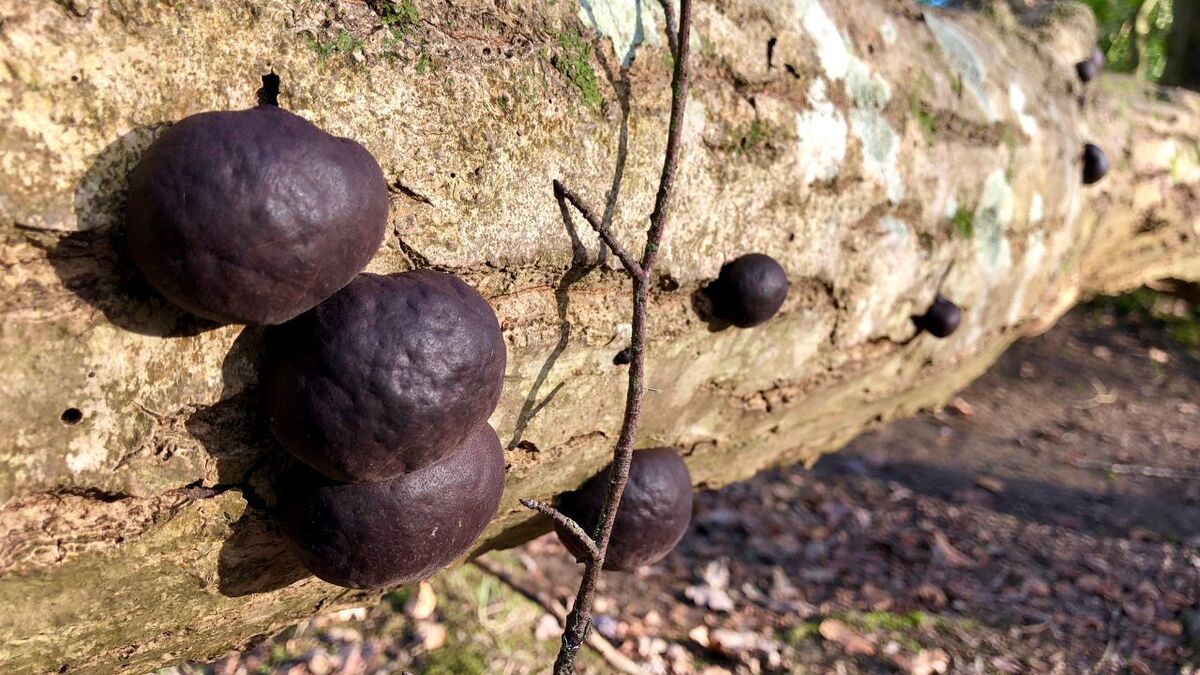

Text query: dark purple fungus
(277, 423), (505, 589)
(1076, 47), (1105, 83)
(704, 254), (789, 328)
(913, 294), (962, 339)
(263, 271), (507, 483)
(1083, 143), (1109, 185)
(126, 88), (387, 325)
(555, 448), (693, 571)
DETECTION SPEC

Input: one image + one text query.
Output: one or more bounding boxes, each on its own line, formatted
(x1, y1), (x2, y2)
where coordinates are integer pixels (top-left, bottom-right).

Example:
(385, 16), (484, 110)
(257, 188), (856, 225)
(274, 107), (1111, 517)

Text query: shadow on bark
(505, 49), (633, 452)
(187, 327), (309, 596)
(49, 124), (222, 337)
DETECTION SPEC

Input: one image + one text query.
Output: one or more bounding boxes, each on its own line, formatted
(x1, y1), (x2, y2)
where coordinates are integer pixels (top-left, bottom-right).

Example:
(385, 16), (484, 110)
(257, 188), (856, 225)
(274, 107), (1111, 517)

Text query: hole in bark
(61, 408), (83, 425)
(766, 37), (777, 69)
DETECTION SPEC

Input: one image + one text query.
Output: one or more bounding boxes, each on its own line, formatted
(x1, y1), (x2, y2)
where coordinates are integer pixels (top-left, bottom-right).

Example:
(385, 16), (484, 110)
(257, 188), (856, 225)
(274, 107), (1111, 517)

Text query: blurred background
(163, 2), (1200, 673)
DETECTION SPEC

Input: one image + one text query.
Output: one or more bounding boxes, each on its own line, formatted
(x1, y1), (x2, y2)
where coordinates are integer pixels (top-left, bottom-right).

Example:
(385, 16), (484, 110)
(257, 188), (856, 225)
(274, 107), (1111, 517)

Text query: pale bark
(1, 0), (1198, 672)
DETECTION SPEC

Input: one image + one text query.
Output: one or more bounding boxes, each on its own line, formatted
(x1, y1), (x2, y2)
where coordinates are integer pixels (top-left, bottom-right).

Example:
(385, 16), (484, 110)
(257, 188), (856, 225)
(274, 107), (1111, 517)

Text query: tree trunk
(1, 1), (1197, 672)
(1163, 0), (1200, 89)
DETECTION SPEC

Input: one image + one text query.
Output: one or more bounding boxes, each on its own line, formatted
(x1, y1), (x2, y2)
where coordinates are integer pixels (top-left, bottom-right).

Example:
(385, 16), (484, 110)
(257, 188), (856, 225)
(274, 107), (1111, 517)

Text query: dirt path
(182, 301), (1200, 675)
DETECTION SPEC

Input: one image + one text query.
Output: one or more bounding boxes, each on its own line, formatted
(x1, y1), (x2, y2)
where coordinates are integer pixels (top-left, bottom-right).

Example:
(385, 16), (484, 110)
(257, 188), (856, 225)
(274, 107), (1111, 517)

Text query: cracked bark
(1, 1), (1199, 673)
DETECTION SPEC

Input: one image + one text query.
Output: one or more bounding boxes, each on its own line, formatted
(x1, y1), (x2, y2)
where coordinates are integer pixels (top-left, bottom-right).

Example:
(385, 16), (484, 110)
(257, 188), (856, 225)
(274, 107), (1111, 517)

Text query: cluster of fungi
(127, 77), (505, 589)
(120, 8), (1114, 670)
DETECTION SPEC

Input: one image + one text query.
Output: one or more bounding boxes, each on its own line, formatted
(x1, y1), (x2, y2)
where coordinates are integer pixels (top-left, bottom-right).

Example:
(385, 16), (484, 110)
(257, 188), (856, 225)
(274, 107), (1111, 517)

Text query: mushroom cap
(276, 423), (505, 590)
(1075, 58), (1098, 83)
(555, 448), (693, 572)
(127, 105), (387, 325)
(263, 270), (507, 483)
(706, 253), (789, 328)
(915, 294), (962, 339)
(1083, 143), (1109, 185)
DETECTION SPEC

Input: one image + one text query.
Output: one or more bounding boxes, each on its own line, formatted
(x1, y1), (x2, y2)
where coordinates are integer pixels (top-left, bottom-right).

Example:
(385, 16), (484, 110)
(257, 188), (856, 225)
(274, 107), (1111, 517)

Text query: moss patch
(554, 27), (602, 111)
(950, 206), (974, 239)
(308, 31), (363, 66)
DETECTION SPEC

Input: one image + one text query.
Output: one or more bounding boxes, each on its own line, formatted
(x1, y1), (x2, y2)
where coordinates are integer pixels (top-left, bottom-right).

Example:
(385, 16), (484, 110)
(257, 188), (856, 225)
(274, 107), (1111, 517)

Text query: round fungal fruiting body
(555, 448), (693, 572)
(262, 271), (507, 483)
(126, 103), (387, 325)
(705, 254), (789, 328)
(1082, 143), (1109, 185)
(1076, 47), (1105, 83)
(914, 294), (962, 339)
(276, 423), (505, 590)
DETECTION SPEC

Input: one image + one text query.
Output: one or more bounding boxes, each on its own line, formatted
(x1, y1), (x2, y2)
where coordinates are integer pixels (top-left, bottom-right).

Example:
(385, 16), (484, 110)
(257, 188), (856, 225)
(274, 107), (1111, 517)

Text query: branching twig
(529, 3), (694, 673)
(553, 180), (644, 280)
(519, 499), (599, 562)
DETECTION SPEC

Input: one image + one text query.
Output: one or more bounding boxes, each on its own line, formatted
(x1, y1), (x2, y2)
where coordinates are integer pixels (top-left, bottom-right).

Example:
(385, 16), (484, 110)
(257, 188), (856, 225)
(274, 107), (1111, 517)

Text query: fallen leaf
(404, 581), (437, 620)
(535, 614), (560, 642)
(975, 476), (1006, 494)
(910, 648), (950, 675)
(416, 621), (446, 651)
(932, 531), (976, 569)
(949, 397), (974, 417)
(818, 619), (875, 656)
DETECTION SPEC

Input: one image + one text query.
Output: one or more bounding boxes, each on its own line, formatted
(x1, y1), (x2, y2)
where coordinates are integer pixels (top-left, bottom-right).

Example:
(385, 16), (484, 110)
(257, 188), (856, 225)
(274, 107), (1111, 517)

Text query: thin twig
(470, 557), (650, 675)
(658, 0), (679, 59)
(548, 3), (694, 673)
(553, 180), (644, 280)
(1067, 458), (1200, 480)
(519, 499), (599, 562)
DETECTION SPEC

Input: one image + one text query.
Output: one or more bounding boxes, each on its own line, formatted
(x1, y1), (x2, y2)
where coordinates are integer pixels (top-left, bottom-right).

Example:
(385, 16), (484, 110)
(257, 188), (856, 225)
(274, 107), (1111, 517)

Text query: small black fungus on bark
(1083, 143), (1109, 185)
(1076, 47), (1105, 83)
(555, 448), (693, 571)
(704, 253), (789, 328)
(613, 347), (633, 365)
(126, 85), (387, 325)
(262, 270), (506, 483)
(913, 294), (962, 339)
(276, 423), (505, 590)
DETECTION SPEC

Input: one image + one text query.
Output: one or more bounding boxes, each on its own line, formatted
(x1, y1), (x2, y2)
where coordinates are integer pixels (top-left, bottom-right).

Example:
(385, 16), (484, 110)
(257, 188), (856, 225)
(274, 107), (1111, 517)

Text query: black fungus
(126, 100), (387, 324)
(913, 294), (962, 339)
(705, 254), (789, 328)
(1082, 143), (1109, 185)
(263, 271), (507, 483)
(276, 423), (505, 589)
(555, 448), (693, 571)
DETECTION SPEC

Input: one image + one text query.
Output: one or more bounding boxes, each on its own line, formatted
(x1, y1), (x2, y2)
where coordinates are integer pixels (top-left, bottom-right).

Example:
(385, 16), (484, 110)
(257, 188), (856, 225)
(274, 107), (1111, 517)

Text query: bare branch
(548, 2), (694, 673)
(553, 180), (645, 280)
(520, 498), (599, 562)
(658, 0), (679, 59)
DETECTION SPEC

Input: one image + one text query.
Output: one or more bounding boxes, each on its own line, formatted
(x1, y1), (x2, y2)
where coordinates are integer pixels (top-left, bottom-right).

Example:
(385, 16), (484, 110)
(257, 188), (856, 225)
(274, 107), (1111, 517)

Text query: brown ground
(176, 298), (1200, 675)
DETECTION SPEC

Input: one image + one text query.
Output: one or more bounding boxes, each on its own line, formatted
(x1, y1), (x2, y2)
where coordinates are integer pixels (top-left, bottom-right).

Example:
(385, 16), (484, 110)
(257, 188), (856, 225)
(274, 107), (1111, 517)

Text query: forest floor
(173, 293), (1200, 675)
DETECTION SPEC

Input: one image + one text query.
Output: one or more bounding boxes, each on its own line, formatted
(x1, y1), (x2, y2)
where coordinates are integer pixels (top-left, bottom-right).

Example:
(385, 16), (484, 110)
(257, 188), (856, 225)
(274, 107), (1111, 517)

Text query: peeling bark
(1, 0), (1198, 672)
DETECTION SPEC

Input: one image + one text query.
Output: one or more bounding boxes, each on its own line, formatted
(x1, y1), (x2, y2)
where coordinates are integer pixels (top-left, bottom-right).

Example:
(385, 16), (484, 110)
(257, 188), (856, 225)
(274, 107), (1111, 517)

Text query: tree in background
(1162, 0), (1199, 89)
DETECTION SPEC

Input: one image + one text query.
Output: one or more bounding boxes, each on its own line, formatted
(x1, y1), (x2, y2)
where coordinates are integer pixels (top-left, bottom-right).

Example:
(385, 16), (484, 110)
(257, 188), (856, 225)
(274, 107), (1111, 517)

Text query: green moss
(784, 620), (823, 644)
(950, 206), (974, 238)
(416, 50), (434, 74)
(1094, 288), (1200, 352)
(860, 610), (928, 632)
(554, 27), (602, 111)
(422, 646), (487, 674)
(909, 94), (937, 144)
(309, 31), (363, 66)
(723, 120), (773, 156)
(380, 0), (420, 37)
